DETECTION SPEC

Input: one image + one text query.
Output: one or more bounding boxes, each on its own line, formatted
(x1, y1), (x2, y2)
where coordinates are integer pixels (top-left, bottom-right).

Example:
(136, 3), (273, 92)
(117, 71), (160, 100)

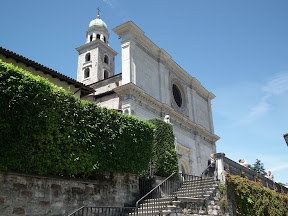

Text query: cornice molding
(113, 83), (220, 142)
(176, 142), (194, 153)
(76, 40), (118, 56)
(112, 21), (215, 101)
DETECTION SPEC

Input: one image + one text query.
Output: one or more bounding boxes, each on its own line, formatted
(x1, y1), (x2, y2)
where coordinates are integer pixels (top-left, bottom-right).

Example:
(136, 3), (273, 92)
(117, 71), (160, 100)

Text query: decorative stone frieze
(114, 83), (219, 145)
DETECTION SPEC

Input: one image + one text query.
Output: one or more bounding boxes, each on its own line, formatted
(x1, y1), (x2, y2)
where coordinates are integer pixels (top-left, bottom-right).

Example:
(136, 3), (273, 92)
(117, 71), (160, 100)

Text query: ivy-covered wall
(145, 119), (178, 177)
(0, 61), (154, 177)
(226, 175), (288, 216)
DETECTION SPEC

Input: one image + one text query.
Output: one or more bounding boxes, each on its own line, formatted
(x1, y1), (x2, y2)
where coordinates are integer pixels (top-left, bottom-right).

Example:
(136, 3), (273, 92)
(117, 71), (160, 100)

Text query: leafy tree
(141, 119), (178, 177)
(250, 159), (265, 175)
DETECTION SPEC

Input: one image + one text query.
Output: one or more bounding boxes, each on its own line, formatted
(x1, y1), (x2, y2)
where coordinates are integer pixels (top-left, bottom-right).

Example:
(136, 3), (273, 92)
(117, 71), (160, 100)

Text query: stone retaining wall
(0, 172), (139, 216)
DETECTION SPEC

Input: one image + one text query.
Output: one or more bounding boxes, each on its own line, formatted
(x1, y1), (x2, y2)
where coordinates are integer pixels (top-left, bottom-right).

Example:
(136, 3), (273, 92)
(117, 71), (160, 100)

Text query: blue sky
(1, 0), (287, 184)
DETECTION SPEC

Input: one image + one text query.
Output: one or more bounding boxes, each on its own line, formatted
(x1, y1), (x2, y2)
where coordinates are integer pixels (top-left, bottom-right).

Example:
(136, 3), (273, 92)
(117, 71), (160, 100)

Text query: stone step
(176, 190), (213, 196)
(177, 197), (204, 203)
(132, 178), (219, 216)
(182, 178), (215, 183)
(177, 185), (217, 192)
(139, 202), (169, 209)
(143, 197), (172, 202)
(181, 182), (217, 186)
(180, 184), (216, 190)
(181, 183), (215, 188)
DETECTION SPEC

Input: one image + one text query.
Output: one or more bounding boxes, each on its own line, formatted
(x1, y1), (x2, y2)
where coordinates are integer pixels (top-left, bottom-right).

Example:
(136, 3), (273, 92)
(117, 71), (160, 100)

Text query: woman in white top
(267, 171), (274, 181)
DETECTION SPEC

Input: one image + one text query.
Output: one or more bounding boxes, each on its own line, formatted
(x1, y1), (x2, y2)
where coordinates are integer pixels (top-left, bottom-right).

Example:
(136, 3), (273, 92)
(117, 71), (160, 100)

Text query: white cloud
(240, 72), (288, 124)
(269, 164), (288, 172)
(263, 73), (288, 95)
(103, 0), (114, 8)
(240, 95), (271, 123)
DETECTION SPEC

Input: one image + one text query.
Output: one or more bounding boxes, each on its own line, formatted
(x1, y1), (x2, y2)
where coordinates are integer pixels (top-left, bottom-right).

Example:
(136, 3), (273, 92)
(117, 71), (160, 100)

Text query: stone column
(214, 153), (226, 182)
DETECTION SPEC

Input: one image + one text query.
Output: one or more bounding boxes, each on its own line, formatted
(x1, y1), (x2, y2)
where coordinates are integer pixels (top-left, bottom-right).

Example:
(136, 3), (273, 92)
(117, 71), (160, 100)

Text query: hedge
(144, 118), (178, 177)
(0, 60), (154, 177)
(226, 175), (288, 216)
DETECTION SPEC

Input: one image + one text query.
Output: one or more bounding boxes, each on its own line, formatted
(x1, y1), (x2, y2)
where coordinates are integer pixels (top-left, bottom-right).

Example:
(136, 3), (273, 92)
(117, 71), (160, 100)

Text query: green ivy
(0, 60), (154, 177)
(218, 182), (228, 213)
(226, 175), (288, 216)
(142, 118), (178, 177)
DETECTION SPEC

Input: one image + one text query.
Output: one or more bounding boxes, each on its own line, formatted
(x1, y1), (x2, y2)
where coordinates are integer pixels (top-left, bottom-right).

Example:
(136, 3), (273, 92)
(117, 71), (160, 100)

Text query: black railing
(67, 206), (137, 216)
(135, 172), (179, 214)
(181, 173), (202, 182)
(177, 173), (207, 199)
(67, 172), (207, 216)
(135, 172), (205, 215)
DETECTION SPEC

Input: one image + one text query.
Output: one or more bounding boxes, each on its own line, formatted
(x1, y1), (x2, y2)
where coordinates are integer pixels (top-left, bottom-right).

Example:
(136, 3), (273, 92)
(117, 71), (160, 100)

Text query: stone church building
(76, 14), (220, 176)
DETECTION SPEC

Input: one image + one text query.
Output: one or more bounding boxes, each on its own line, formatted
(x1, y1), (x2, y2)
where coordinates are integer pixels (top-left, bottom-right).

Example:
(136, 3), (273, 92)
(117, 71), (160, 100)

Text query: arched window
(104, 55), (109, 64)
(84, 68), (90, 78)
(103, 36), (106, 43)
(85, 53), (91, 62)
(97, 34), (100, 39)
(172, 84), (182, 107)
(104, 70), (109, 79)
(90, 35), (93, 42)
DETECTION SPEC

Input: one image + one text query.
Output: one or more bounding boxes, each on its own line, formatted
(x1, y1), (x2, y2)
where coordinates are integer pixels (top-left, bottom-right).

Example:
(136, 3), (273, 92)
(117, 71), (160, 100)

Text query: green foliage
(226, 175), (288, 216)
(250, 159), (266, 175)
(143, 119), (178, 177)
(0, 61), (154, 177)
(218, 183), (228, 213)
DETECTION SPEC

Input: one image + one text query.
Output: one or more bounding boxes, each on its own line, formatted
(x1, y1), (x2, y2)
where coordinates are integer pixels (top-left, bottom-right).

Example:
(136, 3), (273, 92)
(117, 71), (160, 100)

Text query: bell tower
(76, 11), (117, 85)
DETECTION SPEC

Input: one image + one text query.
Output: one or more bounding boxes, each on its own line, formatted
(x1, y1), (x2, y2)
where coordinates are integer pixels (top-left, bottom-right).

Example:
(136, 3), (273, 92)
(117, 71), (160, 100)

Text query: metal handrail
(67, 206), (84, 216)
(201, 164), (211, 177)
(67, 206), (137, 216)
(136, 172), (177, 208)
(67, 172), (212, 216)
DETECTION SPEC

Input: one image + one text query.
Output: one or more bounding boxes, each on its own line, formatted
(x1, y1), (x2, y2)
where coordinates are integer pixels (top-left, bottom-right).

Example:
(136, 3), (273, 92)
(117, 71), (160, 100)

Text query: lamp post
(284, 133), (288, 146)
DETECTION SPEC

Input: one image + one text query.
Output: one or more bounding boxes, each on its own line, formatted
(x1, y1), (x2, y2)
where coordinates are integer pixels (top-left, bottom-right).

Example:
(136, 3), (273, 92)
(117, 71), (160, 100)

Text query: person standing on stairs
(208, 154), (216, 177)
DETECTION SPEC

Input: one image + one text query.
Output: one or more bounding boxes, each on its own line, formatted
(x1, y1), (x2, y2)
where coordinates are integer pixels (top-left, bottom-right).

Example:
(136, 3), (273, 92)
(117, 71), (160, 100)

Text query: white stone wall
(113, 21), (218, 176)
(76, 40), (117, 86)
(95, 94), (120, 110)
(121, 99), (213, 176)
(92, 75), (121, 95)
(77, 46), (99, 85)
(127, 100), (160, 120)
(132, 45), (162, 102)
(194, 93), (211, 132)
(120, 38), (213, 133)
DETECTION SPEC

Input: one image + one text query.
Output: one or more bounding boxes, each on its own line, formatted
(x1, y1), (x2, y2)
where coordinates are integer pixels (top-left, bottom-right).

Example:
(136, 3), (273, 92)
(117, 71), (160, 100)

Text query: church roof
(0, 46), (94, 96)
(89, 15), (107, 30)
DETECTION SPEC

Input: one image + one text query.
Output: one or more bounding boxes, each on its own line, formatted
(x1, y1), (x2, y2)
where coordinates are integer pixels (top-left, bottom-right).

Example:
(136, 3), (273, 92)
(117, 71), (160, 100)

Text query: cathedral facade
(76, 15), (220, 176)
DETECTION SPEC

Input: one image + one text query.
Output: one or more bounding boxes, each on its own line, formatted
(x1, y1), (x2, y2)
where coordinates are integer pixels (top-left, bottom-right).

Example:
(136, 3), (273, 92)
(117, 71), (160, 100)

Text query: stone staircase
(132, 177), (221, 216)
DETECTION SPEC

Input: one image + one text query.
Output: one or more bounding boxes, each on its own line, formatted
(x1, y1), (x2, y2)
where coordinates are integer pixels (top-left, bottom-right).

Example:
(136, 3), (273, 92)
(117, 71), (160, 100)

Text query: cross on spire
(97, 7), (101, 18)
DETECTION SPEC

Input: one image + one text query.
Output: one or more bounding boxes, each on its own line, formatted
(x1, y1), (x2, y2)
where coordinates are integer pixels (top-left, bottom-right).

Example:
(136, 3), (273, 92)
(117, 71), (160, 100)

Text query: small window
(84, 68), (90, 78)
(85, 53), (91, 62)
(97, 34), (100, 39)
(104, 55), (109, 64)
(173, 84), (182, 107)
(90, 35), (93, 42)
(104, 36), (106, 43)
(104, 70), (109, 79)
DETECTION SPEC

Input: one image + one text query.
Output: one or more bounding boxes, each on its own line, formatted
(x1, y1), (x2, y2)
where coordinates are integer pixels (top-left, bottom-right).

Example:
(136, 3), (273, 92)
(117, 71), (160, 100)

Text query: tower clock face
(173, 84), (182, 107)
